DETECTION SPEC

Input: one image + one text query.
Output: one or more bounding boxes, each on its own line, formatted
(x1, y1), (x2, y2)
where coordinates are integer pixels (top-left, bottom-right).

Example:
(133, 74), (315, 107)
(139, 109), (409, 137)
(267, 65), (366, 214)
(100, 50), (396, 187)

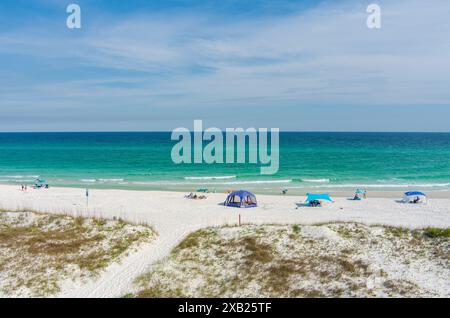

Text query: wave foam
(130, 179), (293, 186)
(288, 183), (450, 189)
(80, 179), (97, 183)
(3, 175), (38, 179)
(223, 179), (292, 185)
(301, 178), (330, 183)
(79, 178), (125, 183)
(98, 178), (124, 182)
(184, 176), (236, 180)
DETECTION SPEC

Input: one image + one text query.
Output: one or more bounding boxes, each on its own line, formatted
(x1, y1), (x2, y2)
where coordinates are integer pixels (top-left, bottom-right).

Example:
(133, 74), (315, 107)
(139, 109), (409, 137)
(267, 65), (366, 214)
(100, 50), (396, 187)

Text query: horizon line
(0, 130), (449, 134)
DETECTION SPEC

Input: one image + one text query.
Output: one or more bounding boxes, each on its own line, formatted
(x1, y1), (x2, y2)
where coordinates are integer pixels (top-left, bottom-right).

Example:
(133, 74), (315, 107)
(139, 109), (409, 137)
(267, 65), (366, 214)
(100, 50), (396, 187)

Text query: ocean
(0, 132), (449, 194)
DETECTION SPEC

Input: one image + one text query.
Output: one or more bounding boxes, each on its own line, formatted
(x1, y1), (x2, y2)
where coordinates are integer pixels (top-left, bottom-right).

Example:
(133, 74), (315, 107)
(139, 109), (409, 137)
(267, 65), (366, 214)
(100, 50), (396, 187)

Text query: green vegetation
(385, 226), (410, 238)
(0, 211), (155, 296)
(383, 226), (450, 240)
(175, 229), (215, 251)
(423, 228), (450, 238)
(134, 223), (449, 298)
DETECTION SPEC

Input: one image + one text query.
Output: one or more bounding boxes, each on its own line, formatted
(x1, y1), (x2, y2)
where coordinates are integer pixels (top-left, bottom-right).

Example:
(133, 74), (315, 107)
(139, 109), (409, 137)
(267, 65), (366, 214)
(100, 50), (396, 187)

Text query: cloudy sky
(0, 0), (449, 131)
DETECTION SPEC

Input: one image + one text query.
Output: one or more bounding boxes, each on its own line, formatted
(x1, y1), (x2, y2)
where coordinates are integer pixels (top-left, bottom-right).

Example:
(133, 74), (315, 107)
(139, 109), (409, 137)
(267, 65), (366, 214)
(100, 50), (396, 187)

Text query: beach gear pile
(353, 189), (367, 200)
(34, 177), (49, 189)
(224, 190), (257, 208)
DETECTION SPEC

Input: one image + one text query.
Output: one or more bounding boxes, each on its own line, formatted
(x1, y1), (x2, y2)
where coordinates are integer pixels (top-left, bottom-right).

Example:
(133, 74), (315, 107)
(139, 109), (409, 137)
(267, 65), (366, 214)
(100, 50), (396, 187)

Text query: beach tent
(403, 191), (427, 204)
(305, 193), (334, 203)
(354, 189), (367, 200)
(34, 177), (49, 189)
(224, 190), (257, 208)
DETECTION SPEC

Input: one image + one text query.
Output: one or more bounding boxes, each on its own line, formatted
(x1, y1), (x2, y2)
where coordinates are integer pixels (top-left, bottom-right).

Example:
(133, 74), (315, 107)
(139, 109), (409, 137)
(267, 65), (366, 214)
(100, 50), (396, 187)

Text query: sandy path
(0, 184), (448, 297)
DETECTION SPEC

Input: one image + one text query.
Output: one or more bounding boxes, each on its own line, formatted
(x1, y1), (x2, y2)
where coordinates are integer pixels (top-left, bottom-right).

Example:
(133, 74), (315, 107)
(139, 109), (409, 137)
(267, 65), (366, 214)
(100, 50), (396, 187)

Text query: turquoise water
(0, 132), (449, 193)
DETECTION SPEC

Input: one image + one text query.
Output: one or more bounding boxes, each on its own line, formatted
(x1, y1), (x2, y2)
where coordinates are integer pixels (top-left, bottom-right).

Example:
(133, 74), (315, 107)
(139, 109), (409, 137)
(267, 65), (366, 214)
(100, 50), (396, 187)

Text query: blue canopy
(405, 191), (426, 197)
(403, 191), (427, 203)
(224, 190), (257, 208)
(305, 193), (334, 203)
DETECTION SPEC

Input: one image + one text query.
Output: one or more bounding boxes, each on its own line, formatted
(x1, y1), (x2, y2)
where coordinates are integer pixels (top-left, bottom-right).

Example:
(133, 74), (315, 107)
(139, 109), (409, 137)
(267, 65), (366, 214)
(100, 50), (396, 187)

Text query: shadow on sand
(295, 202), (311, 209)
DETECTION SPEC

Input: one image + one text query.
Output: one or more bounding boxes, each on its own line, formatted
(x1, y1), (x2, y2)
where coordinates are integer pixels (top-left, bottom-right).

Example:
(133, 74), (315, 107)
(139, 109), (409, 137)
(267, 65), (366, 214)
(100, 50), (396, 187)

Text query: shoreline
(1, 182), (450, 199)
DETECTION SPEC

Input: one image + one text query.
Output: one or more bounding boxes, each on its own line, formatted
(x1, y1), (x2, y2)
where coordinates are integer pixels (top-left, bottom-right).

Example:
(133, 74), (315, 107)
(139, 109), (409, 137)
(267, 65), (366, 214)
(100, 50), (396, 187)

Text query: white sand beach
(0, 184), (448, 298)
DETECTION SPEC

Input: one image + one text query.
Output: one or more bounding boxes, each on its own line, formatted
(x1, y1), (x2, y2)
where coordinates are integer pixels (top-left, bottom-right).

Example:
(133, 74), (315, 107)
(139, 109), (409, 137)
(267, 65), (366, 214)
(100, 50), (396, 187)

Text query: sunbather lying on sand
(184, 193), (207, 200)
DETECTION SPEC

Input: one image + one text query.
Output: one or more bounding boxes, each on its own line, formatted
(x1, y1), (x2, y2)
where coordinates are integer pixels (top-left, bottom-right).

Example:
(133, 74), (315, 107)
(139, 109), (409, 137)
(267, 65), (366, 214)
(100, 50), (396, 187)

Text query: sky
(0, 0), (449, 132)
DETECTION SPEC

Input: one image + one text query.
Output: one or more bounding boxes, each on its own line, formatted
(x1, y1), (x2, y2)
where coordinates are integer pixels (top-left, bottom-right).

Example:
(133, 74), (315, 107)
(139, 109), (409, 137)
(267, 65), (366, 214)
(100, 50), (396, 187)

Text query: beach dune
(0, 184), (448, 297)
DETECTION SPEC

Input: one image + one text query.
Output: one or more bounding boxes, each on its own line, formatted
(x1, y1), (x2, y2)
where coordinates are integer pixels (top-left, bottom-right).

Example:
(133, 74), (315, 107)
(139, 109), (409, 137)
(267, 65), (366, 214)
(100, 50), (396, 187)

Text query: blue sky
(0, 0), (449, 132)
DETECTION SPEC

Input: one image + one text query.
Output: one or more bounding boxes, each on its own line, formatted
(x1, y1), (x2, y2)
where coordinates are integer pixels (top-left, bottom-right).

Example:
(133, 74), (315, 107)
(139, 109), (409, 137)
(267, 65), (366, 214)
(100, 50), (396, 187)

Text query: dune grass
(134, 223), (449, 298)
(0, 211), (155, 297)
(423, 227), (450, 238)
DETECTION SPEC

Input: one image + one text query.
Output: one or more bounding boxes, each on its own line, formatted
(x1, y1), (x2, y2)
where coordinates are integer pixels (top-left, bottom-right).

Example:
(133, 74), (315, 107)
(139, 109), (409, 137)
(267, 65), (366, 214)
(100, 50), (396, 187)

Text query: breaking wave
(184, 176), (236, 180)
(301, 178), (330, 183)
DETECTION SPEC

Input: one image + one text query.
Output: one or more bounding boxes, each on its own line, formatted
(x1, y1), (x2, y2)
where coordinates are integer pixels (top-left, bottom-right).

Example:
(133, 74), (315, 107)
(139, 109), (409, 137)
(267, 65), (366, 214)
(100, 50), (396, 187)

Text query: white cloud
(0, 0), (449, 130)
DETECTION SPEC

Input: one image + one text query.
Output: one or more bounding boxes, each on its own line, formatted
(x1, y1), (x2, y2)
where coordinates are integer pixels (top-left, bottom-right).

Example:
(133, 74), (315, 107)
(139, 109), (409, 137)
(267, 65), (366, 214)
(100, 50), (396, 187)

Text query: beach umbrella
(403, 191), (427, 204)
(305, 193), (334, 203)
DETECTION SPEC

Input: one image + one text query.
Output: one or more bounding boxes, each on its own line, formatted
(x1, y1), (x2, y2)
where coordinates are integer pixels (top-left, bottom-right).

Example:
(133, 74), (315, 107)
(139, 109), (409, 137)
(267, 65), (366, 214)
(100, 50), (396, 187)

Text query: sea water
(0, 132), (449, 193)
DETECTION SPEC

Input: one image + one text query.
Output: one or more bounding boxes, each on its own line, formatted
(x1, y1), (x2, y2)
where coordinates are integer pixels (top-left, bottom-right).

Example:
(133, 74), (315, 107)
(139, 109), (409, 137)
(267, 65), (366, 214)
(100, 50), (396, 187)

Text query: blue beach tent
(224, 190), (257, 208)
(305, 193), (334, 203)
(403, 191), (427, 203)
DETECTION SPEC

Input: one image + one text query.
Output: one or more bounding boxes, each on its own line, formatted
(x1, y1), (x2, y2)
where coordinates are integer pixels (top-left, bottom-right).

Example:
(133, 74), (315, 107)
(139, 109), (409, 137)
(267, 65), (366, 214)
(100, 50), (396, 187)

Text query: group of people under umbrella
(223, 189), (428, 208)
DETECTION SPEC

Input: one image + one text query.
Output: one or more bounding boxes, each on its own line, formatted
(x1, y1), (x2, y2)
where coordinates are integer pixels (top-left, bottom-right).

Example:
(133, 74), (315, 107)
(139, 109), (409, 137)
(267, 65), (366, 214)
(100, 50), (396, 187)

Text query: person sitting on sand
(185, 193), (206, 200)
(413, 196), (420, 204)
